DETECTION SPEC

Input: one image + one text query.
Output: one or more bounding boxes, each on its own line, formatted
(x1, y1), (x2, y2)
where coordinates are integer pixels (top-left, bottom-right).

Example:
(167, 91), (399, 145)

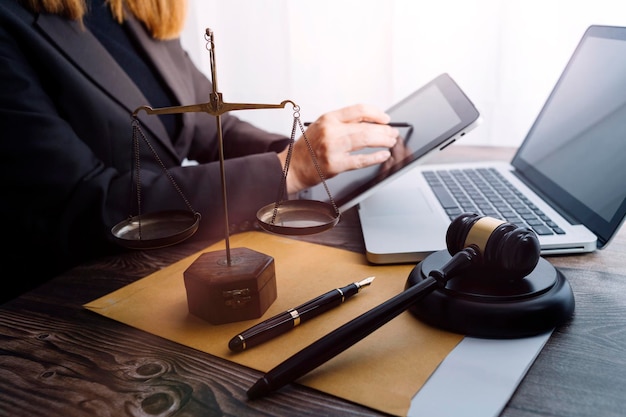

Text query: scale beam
(132, 97), (297, 118)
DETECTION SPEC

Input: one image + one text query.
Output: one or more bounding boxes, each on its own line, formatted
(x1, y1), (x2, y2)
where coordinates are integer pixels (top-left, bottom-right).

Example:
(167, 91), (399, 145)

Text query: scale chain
(270, 106), (340, 225)
(295, 117), (340, 217)
(130, 118), (199, 219)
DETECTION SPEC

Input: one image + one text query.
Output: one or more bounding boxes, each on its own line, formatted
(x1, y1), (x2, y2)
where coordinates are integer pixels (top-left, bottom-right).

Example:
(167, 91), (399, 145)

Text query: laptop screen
(301, 73), (480, 211)
(512, 25), (626, 247)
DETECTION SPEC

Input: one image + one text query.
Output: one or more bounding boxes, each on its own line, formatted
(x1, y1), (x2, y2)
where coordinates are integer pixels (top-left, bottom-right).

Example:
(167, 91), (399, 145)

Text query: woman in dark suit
(0, 0), (398, 301)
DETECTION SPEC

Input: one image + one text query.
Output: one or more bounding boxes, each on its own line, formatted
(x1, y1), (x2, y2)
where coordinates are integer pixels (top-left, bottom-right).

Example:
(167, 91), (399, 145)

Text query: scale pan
(111, 210), (201, 249)
(256, 200), (339, 236)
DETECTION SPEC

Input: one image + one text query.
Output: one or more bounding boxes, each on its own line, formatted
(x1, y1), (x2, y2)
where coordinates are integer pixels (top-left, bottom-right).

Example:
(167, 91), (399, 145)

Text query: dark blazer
(0, 1), (290, 298)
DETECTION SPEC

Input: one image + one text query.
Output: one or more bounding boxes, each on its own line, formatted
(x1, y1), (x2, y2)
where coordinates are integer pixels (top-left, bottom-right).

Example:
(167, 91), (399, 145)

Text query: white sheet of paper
(408, 331), (552, 417)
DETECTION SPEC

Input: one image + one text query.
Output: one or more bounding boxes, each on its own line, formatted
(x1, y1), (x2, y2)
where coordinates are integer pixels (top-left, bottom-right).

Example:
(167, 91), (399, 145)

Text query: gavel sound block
(406, 213), (575, 338)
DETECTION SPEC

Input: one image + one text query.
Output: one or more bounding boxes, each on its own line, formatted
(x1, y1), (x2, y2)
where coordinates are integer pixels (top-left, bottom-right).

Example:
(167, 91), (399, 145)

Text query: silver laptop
(359, 25), (626, 263)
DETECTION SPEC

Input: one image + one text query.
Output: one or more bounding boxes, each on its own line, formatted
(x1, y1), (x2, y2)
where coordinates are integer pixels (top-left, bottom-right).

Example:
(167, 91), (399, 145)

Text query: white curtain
(181, 0), (626, 147)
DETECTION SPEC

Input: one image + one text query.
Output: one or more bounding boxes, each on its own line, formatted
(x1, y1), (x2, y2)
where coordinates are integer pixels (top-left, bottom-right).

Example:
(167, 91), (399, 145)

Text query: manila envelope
(85, 231), (463, 416)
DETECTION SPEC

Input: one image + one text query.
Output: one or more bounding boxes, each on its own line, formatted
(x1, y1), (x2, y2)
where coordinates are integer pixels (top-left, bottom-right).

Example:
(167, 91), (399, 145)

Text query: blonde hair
(19, 0), (188, 39)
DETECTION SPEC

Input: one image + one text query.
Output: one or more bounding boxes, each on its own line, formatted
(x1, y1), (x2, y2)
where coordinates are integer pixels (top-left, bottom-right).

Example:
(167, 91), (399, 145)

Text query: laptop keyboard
(422, 167), (565, 236)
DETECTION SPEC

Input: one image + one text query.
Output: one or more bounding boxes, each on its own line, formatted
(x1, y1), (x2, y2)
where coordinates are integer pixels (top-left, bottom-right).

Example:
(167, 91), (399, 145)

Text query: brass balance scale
(111, 28), (340, 256)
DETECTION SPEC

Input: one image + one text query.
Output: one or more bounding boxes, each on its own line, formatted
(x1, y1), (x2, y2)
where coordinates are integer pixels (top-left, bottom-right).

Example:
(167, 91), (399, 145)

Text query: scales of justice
(110, 28), (340, 324)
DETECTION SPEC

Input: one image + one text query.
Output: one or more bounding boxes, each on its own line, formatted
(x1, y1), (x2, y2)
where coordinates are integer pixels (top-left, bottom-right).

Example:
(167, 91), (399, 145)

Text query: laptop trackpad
(358, 183), (448, 262)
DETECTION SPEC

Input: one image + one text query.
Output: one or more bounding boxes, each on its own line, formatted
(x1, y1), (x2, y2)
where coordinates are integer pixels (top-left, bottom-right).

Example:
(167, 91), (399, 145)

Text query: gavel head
(446, 213), (541, 279)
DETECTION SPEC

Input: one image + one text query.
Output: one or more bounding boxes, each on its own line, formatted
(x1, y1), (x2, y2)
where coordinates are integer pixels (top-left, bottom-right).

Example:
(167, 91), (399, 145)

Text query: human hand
(278, 104), (399, 194)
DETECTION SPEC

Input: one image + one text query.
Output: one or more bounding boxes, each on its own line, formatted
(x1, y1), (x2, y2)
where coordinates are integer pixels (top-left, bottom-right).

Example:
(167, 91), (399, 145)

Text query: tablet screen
(300, 73), (480, 211)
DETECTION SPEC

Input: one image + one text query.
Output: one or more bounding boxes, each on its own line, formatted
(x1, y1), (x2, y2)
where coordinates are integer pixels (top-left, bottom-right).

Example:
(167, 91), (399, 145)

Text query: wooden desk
(1, 145), (624, 417)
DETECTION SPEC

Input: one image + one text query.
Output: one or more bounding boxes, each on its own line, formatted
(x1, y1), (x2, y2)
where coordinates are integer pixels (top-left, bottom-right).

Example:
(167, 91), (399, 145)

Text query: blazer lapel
(35, 13), (177, 159)
(124, 17), (197, 106)
(124, 16), (211, 148)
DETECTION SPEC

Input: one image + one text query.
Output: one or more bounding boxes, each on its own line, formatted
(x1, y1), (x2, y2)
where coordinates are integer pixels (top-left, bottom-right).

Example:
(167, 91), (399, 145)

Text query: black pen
(245, 266), (445, 400)
(303, 122), (411, 127)
(228, 276), (375, 352)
